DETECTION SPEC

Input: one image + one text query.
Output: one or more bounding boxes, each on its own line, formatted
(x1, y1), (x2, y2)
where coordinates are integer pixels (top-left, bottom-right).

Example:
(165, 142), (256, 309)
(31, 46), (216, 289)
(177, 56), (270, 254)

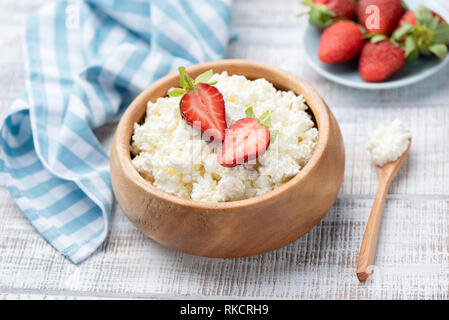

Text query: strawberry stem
(244, 107), (278, 144)
(258, 111), (271, 127)
(168, 88), (186, 97)
(245, 107), (273, 128)
(245, 106), (256, 118)
(185, 72), (195, 90)
(194, 70), (213, 84)
(393, 6), (449, 61)
(178, 67), (188, 90)
(270, 129), (279, 142)
(173, 67), (217, 93)
(429, 43), (448, 59)
(301, 0), (336, 29)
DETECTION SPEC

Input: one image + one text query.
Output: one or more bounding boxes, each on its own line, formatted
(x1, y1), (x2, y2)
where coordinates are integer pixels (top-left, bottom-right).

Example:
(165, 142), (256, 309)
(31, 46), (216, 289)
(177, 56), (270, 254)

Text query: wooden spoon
(356, 139), (411, 282)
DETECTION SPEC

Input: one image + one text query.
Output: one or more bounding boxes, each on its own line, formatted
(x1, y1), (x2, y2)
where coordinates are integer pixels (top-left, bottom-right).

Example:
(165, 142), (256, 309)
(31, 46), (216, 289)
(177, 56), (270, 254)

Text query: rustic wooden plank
(0, 292), (129, 300)
(1, 190), (448, 299)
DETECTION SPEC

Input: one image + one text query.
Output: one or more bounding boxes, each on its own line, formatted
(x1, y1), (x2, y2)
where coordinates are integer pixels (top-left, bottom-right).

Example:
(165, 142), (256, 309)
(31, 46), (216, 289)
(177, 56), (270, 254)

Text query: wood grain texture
(357, 141), (411, 282)
(0, 0), (448, 299)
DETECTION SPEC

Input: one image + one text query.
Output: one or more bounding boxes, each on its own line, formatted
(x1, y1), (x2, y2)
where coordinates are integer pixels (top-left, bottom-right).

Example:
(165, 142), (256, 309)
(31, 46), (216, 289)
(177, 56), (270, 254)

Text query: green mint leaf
(206, 81), (217, 86)
(245, 107), (256, 118)
(178, 67), (187, 90)
(429, 43), (448, 59)
(415, 5), (433, 27)
(194, 70), (213, 84)
(168, 88), (186, 97)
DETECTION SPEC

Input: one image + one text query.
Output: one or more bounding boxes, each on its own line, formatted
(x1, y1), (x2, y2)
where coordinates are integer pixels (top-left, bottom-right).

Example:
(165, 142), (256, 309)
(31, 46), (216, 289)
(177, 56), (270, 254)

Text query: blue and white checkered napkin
(0, 0), (232, 264)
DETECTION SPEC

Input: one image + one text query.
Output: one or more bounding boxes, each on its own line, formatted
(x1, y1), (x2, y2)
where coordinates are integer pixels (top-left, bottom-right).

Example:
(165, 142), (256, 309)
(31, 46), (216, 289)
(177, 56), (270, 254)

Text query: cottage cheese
(131, 72), (318, 202)
(366, 119), (411, 167)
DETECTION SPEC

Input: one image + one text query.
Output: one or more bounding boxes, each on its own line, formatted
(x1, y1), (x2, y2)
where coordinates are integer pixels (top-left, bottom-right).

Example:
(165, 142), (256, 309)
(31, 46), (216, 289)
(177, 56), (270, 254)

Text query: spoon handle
(356, 175), (391, 282)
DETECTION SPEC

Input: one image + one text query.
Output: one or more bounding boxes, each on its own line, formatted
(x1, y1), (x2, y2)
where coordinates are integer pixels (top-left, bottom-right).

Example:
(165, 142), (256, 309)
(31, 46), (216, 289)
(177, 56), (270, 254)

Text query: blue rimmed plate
(302, 0), (449, 90)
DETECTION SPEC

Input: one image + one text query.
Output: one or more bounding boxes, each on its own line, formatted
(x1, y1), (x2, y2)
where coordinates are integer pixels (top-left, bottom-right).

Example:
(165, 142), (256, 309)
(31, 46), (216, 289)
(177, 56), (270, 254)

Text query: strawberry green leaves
(415, 5), (435, 26)
(245, 107), (271, 126)
(392, 23), (414, 42)
(245, 107), (278, 143)
(245, 107), (256, 119)
(301, 0), (337, 29)
(168, 88), (187, 97)
(301, 0), (357, 28)
(194, 69), (217, 85)
(269, 128), (279, 142)
(365, 34), (388, 43)
(168, 67), (217, 97)
(258, 111), (272, 127)
(246, 107), (271, 127)
(433, 22), (449, 43)
(392, 23), (419, 61)
(392, 5), (449, 61)
(429, 43), (448, 59)
(404, 35), (419, 61)
(179, 66), (188, 90)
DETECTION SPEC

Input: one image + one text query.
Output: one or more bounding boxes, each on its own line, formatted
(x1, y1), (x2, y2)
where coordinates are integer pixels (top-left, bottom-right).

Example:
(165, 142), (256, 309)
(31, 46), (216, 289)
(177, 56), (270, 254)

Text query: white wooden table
(1, 0), (448, 300)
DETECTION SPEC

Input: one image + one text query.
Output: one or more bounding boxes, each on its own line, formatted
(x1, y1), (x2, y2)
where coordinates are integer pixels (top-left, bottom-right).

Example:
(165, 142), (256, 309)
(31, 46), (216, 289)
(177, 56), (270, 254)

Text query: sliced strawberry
(169, 67), (227, 141)
(180, 84), (227, 141)
(218, 118), (270, 167)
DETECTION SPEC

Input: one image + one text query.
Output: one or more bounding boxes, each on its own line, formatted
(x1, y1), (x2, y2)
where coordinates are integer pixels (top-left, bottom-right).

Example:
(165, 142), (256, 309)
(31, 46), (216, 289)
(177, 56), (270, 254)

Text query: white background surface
(0, 0), (448, 299)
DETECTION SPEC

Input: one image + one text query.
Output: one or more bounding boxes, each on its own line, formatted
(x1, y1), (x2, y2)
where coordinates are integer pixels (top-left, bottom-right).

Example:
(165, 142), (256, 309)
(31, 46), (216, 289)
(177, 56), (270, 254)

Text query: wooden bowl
(110, 59), (345, 258)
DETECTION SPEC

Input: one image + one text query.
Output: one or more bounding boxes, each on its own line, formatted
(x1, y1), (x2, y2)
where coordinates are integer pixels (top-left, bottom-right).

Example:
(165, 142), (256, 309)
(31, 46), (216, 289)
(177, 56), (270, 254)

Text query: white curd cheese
(131, 72), (318, 202)
(366, 119), (411, 167)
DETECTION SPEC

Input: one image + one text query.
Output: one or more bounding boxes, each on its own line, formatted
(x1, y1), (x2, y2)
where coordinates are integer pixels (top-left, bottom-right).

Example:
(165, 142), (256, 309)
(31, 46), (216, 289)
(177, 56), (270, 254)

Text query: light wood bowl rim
(112, 59), (331, 210)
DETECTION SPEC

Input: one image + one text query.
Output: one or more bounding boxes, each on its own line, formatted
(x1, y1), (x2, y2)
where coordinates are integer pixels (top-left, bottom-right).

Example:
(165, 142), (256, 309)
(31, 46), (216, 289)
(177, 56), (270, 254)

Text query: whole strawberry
(359, 40), (406, 82)
(318, 20), (366, 64)
(357, 0), (404, 35)
(302, 0), (357, 28)
(392, 6), (449, 61)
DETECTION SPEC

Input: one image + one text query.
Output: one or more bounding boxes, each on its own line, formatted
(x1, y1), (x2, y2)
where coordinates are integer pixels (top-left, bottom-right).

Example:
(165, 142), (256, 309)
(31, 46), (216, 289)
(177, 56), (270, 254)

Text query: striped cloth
(0, 0), (232, 264)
